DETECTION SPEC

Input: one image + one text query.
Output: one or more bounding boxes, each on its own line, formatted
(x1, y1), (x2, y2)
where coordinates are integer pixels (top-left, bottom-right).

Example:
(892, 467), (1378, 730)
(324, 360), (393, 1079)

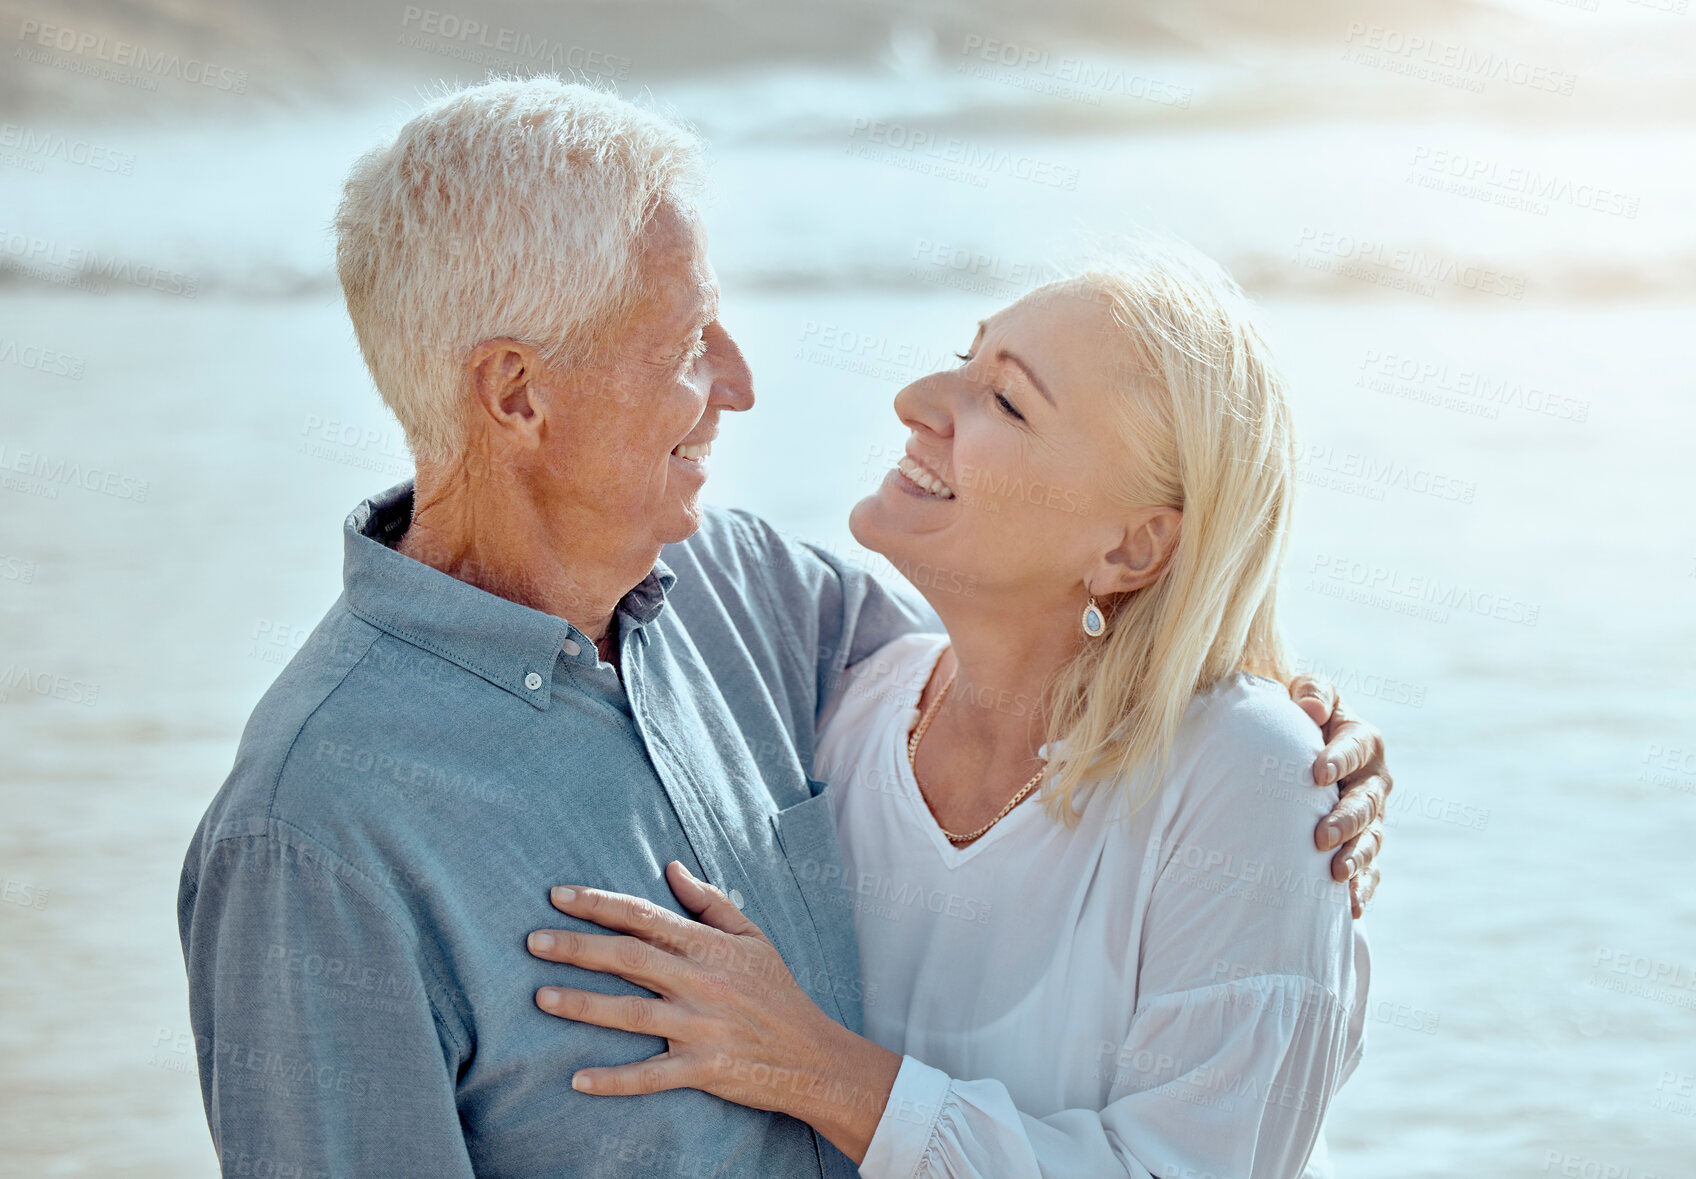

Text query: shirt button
(561, 639), (582, 658)
(728, 889), (745, 910)
(524, 672), (543, 691)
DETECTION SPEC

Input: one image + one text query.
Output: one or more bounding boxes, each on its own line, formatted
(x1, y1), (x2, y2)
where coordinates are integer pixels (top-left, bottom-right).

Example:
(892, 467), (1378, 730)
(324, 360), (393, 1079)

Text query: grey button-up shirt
(178, 482), (935, 1178)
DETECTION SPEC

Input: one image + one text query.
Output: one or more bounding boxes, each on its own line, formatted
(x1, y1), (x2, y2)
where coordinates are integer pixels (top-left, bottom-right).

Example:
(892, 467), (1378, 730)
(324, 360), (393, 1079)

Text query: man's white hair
(334, 77), (705, 465)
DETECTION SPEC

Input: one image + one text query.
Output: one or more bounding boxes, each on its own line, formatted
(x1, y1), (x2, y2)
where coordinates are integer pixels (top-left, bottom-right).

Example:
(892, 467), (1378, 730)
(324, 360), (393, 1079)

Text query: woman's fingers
(535, 984), (679, 1038)
(548, 885), (698, 956)
(527, 928), (681, 992)
(571, 1050), (695, 1097)
(533, 871), (862, 1125)
(665, 861), (761, 938)
(537, 872), (781, 999)
(1288, 675), (1337, 728)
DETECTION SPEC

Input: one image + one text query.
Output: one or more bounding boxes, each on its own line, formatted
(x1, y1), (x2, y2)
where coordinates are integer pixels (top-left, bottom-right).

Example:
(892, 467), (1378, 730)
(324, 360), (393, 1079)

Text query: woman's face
(850, 281), (1161, 615)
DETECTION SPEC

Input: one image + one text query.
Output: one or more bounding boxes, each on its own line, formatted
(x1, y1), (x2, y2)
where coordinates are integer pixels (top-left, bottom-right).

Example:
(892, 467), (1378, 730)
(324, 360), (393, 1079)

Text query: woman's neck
(912, 591), (1085, 828)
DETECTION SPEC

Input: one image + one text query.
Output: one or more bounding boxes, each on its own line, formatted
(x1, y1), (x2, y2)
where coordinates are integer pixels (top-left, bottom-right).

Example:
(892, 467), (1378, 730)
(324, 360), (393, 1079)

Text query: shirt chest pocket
(771, 778), (865, 1030)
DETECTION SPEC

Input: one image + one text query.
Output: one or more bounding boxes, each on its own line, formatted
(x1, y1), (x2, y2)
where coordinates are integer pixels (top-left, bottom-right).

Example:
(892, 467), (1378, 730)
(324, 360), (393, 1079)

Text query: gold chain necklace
(906, 659), (1046, 846)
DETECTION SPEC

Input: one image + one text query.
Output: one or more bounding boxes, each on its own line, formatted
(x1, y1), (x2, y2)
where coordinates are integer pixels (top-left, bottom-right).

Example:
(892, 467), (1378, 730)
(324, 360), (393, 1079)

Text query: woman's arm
(526, 863), (900, 1163)
(528, 856), (1361, 1178)
(856, 970), (1359, 1179)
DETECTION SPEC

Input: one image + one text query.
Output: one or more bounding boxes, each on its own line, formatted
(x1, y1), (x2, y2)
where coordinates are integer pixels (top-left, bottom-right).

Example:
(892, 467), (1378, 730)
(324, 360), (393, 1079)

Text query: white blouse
(814, 633), (1369, 1179)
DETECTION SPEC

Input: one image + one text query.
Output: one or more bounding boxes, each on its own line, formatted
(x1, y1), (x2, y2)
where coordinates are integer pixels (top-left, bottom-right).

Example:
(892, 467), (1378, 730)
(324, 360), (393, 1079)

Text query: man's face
(536, 202), (754, 550)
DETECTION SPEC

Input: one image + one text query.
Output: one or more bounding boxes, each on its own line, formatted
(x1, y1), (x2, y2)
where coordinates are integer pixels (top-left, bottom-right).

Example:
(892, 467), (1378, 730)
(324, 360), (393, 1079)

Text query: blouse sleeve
(861, 681), (1367, 1179)
(863, 971), (1356, 1178)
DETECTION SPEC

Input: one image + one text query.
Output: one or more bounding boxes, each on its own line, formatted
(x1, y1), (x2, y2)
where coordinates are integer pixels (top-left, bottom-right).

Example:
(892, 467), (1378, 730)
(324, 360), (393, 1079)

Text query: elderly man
(179, 78), (1390, 1178)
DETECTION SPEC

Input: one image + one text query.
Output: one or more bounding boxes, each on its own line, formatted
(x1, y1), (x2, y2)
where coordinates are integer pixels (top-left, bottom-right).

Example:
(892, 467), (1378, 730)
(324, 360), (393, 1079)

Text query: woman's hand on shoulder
(1289, 675), (1392, 920)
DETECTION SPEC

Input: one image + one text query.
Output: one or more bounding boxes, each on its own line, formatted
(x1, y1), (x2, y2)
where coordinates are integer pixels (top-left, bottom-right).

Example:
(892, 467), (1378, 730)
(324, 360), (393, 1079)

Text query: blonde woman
(528, 244), (1369, 1178)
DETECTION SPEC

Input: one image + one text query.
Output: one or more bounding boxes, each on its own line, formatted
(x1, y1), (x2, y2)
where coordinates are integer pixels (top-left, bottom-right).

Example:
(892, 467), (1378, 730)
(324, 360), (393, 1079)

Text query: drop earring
(1081, 595), (1106, 638)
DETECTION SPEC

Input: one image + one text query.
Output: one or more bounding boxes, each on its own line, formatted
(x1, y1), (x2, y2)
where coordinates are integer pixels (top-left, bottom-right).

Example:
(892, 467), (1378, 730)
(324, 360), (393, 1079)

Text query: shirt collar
(341, 481), (675, 709)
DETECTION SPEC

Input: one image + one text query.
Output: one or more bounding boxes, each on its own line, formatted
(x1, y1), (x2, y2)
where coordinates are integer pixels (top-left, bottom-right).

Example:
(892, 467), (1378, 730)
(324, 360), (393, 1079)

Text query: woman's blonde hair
(1039, 238), (1297, 821)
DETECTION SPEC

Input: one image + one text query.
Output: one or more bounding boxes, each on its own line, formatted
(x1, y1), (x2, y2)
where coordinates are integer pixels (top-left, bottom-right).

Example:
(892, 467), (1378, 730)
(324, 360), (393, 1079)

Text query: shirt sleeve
(861, 682), (1365, 1179)
(799, 537), (941, 722)
(714, 508), (941, 722)
(178, 826), (477, 1179)
(863, 973), (1355, 1179)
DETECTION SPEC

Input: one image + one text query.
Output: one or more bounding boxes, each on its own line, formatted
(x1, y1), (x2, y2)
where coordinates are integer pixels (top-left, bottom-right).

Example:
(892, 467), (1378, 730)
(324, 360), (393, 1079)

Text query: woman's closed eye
(955, 351), (1025, 422)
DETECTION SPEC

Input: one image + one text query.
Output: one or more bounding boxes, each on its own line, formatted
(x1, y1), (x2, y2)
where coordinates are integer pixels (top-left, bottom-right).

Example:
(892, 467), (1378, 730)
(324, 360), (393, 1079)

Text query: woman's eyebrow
(996, 349), (1056, 406)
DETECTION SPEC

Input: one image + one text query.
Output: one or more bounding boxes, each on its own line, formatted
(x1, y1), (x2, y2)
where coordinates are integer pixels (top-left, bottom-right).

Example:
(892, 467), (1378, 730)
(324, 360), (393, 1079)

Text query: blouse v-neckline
(894, 638), (1043, 868)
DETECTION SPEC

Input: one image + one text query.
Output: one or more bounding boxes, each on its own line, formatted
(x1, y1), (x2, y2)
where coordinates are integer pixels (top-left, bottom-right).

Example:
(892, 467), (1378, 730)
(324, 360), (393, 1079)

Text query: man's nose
(705, 322), (754, 412)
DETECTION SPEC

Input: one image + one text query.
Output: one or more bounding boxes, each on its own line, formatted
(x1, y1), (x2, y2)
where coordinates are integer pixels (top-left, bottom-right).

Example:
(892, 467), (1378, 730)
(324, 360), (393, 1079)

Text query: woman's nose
(894, 371), (956, 437)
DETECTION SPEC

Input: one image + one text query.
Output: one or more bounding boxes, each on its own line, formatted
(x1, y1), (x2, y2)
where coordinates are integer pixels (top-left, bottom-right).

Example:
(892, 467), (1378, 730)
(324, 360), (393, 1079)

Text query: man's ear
(1092, 507), (1182, 596)
(467, 339), (547, 448)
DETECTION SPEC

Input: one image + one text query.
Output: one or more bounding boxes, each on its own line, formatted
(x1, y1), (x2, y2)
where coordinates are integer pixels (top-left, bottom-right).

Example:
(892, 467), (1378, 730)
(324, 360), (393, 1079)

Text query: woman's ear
(1093, 507), (1182, 596)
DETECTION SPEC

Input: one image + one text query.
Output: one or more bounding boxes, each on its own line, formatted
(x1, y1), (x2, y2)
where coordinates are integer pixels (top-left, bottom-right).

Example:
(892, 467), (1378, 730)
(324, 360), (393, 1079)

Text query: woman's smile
(893, 453), (956, 500)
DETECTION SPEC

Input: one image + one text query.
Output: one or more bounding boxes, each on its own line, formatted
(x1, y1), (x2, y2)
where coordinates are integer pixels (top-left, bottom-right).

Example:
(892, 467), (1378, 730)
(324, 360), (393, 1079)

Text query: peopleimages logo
(1341, 22), (1577, 96)
(0, 664), (100, 706)
(1295, 228), (1526, 300)
(1356, 350), (1591, 424)
(0, 338), (85, 380)
(397, 7), (631, 78)
(1639, 743), (1696, 796)
(846, 119), (1080, 191)
(1406, 147), (1639, 220)
(0, 125), (136, 175)
(15, 19), (249, 92)
(0, 443), (150, 502)
(796, 320), (955, 384)
(956, 34), (1194, 109)
(1290, 657), (1428, 709)
(1304, 552), (1540, 627)
(1296, 444), (1477, 504)
(1594, 948), (1696, 992)
(0, 231), (198, 298)
(908, 238), (1068, 299)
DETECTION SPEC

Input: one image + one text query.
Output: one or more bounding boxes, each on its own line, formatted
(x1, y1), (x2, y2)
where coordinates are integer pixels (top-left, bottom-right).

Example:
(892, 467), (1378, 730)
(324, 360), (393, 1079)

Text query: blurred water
(3, 17), (1694, 1179)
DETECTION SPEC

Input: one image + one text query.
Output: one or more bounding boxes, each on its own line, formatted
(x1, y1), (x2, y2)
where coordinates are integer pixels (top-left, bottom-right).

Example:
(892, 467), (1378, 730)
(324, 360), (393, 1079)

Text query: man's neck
(396, 465), (658, 650)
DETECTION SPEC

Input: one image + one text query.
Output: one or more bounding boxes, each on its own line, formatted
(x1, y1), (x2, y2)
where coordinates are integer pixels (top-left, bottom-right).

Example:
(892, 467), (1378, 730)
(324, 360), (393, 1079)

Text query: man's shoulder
(668, 506), (831, 584)
(193, 600), (386, 841)
(662, 506), (851, 633)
